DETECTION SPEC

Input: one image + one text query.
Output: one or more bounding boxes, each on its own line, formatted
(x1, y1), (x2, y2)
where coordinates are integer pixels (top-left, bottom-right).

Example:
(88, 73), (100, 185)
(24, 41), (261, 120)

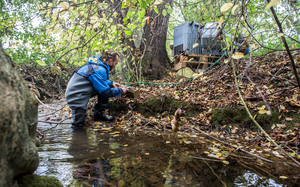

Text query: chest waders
(65, 64), (114, 129)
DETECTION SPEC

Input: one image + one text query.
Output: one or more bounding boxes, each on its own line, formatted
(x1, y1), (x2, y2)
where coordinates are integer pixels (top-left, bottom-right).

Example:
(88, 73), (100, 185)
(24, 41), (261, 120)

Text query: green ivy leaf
(154, 7), (159, 14)
(167, 8), (173, 14)
(162, 9), (167, 16)
(141, 1), (147, 9)
(124, 30), (132, 35)
(126, 11), (133, 18)
(121, 2), (125, 9)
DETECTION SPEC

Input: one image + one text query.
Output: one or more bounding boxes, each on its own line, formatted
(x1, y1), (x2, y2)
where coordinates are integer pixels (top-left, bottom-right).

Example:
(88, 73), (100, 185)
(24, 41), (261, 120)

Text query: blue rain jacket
(76, 54), (122, 97)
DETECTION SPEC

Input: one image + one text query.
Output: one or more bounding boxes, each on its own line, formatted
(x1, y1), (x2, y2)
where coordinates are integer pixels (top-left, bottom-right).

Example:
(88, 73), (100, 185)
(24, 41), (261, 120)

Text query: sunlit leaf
(264, 0), (280, 11)
(154, 7), (159, 14)
(167, 8), (173, 14)
(59, 2), (69, 9)
(279, 176), (288, 179)
(36, 60), (46, 66)
(193, 71), (203, 78)
(292, 94), (298, 101)
(220, 3), (233, 13)
(141, 0), (147, 8)
(258, 110), (268, 114)
(232, 52), (244, 59)
(93, 22), (100, 28)
(279, 33), (284, 37)
(218, 17), (224, 27)
(193, 43), (199, 48)
(110, 151), (115, 154)
(207, 154), (219, 159)
(166, 141), (171, 143)
(231, 5), (239, 14)
(162, 9), (167, 16)
(222, 160), (229, 165)
(124, 30), (132, 35)
(52, 26), (61, 34)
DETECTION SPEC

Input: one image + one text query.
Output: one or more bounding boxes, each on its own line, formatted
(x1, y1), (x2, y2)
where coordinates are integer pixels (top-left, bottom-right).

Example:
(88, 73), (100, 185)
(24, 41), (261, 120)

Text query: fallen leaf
(279, 176), (288, 179)
(232, 52), (244, 59)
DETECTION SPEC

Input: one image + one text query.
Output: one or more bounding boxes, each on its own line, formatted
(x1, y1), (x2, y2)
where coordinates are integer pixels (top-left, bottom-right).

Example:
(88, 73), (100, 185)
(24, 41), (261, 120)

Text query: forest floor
(22, 52), (300, 184)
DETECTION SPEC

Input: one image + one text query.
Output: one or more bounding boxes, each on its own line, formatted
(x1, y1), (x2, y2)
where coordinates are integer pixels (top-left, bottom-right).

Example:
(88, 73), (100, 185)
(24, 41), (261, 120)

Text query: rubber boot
(93, 104), (114, 121)
(72, 108), (87, 129)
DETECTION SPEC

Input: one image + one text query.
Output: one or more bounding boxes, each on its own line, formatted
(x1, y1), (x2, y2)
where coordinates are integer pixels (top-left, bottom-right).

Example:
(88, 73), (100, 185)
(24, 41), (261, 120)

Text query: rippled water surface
(35, 102), (289, 187)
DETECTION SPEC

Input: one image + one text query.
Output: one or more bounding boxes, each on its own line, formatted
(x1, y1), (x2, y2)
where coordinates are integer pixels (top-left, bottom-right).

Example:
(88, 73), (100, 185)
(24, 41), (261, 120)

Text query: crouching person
(65, 51), (128, 129)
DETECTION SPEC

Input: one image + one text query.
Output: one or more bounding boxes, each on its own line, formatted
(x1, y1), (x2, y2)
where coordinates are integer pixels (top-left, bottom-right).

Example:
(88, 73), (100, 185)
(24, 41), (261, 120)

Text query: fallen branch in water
(202, 159), (227, 187)
(190, 122), (273, 163)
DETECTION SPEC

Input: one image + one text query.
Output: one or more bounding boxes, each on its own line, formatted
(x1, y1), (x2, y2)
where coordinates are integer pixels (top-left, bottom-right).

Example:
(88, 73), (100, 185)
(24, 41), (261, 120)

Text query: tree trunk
(140, 0), (173, 80)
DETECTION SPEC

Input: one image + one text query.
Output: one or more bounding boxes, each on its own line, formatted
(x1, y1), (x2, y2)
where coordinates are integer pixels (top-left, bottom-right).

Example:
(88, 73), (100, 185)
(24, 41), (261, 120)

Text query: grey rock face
(0, 42), (40, 187)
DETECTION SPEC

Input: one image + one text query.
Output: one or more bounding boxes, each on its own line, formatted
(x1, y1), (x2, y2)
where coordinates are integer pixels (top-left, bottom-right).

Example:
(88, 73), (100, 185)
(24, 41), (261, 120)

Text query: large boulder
(0, 42), (40, 186)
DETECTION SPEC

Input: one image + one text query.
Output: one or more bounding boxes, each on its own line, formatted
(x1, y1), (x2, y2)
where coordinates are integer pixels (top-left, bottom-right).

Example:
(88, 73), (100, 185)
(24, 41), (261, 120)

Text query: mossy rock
(211, 105), (281, 130)
(110, 96), (202, 118)
(17, 174), (62, 187)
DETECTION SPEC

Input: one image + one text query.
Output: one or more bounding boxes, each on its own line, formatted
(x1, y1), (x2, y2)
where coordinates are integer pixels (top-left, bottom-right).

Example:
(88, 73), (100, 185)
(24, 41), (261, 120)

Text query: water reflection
(36, 120), (290, 187)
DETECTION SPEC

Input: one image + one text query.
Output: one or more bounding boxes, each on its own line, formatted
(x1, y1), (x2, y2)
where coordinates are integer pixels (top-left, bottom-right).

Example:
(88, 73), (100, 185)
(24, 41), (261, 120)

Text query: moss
(109, 100), (129, 116)
(17, 174), (63, 187)
(211, 105), (282, 130)
(110, 97), (203, 118)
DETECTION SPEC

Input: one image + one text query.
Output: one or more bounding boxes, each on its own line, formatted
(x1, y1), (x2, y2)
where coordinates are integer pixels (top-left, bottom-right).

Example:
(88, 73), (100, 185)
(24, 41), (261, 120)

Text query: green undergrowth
(211, 104), (300, 131)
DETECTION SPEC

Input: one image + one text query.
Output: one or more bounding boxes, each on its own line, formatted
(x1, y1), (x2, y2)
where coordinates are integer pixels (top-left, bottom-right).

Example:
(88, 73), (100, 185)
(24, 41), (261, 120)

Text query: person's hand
(121, 87), (128, 94)
(113, 82), (121, 88)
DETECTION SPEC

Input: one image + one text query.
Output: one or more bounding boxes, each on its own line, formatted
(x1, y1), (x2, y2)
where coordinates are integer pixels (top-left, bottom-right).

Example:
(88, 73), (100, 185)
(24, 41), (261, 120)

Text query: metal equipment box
(173, 22), (202, 56)
(173, 22), (225, 56)
(201, 22), (224, 56)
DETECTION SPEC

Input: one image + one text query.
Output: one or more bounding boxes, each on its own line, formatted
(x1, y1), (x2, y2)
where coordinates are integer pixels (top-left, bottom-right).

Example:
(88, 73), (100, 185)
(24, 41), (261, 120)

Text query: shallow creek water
(35, 102), (289, 187)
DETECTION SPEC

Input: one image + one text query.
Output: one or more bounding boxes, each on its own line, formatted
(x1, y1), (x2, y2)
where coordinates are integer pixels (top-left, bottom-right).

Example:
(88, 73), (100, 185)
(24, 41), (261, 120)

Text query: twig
(245, 86), (295, 100)
(202, 159), (227, 187)
(40, 115), (74, 133)
(38, 104), (67, 117)
(246, 73), (272, 115)
(259, 71), (298, 86)
(189, 156), (226, 162)
(266, 0), (300, 88)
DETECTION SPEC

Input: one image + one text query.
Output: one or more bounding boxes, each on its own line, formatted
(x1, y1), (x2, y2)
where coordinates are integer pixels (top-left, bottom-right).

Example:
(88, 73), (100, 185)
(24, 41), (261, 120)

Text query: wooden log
(173, 61), (213, 71)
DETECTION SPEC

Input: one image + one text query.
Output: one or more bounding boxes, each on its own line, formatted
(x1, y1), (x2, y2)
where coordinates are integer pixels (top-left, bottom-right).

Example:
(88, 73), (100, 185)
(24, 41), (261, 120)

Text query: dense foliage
(1, 0), (300, 77)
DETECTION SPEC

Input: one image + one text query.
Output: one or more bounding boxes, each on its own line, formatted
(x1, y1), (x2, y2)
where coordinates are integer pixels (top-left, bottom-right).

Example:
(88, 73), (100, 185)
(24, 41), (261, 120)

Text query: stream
(35, 101), (291, 187)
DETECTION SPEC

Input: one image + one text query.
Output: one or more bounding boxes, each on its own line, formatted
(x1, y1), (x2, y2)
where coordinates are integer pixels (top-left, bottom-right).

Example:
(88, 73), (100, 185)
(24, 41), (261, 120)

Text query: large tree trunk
(140, 0), (173, 80)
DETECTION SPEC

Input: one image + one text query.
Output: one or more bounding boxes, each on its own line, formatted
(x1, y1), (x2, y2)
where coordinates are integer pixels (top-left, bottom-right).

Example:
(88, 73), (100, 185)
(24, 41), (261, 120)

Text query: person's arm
(100, 87), (127, 97)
